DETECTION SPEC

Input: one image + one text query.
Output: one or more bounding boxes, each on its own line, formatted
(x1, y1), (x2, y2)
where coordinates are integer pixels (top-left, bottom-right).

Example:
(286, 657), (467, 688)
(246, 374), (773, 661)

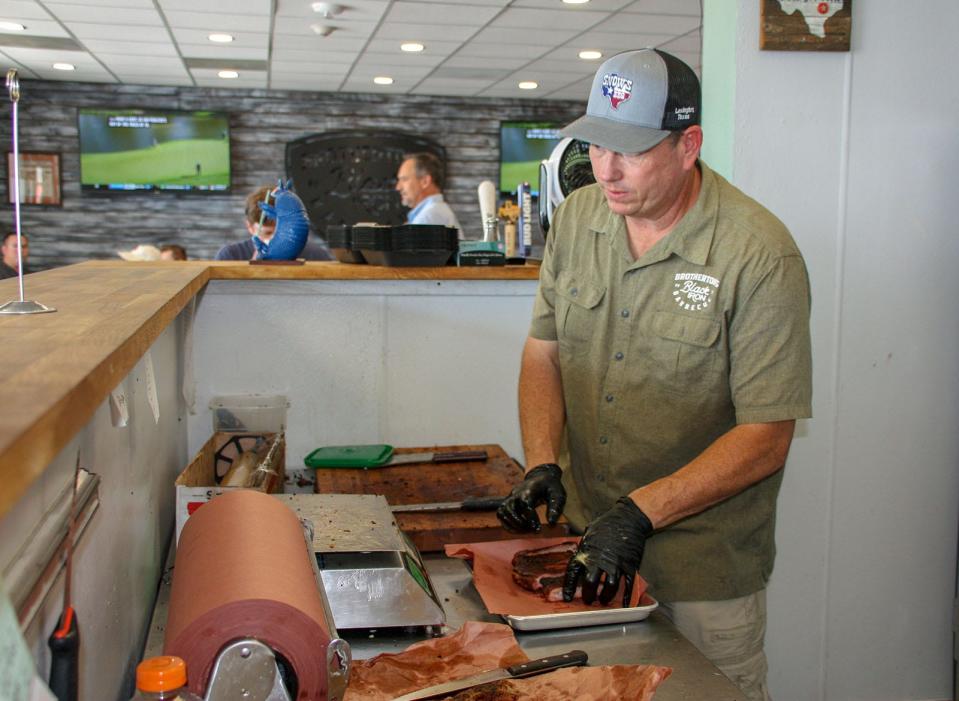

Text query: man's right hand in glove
(496, 463), (566, 533)
(562, 496), (654, 607)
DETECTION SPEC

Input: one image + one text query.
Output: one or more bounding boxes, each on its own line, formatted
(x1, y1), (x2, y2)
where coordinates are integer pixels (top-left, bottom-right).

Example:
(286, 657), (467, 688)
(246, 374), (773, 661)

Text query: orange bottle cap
(136, 656), (188, 692)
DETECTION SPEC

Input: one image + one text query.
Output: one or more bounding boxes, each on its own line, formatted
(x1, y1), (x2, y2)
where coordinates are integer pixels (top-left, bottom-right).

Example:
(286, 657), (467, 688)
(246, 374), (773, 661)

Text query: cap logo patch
(601, 72), (632, 109)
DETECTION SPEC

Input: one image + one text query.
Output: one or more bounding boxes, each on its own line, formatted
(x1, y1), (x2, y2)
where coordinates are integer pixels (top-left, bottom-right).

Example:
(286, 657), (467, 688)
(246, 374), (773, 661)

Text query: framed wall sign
(761, 0), (852, 51)
(7, 151), (62, 206)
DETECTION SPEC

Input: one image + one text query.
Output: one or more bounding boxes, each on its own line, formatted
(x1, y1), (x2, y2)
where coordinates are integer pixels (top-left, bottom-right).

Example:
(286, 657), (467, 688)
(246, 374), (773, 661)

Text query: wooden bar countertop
(0, 260), (540, 518)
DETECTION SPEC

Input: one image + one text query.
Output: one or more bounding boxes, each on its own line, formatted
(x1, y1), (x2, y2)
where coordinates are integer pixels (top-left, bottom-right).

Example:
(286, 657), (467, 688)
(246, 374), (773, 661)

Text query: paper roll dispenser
(164, 490), (350, 701)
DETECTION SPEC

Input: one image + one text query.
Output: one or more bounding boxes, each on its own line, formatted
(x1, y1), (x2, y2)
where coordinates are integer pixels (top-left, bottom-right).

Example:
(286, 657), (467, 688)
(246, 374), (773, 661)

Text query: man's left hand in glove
(562, 496), (654, 607)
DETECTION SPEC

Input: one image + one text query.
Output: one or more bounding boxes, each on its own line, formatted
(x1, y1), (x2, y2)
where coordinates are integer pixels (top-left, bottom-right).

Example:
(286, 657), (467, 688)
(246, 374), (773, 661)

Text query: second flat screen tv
(499, 121), (563, 197)
(78, 108), (230, 193)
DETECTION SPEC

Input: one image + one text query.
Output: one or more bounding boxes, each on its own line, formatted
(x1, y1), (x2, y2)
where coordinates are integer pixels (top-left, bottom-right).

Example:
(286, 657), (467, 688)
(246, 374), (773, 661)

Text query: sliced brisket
(511, 542), (578, 602)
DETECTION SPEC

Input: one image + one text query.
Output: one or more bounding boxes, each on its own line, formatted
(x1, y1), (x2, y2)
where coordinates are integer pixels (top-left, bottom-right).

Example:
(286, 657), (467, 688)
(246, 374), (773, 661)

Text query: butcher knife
(390, 496), (504, 513)
(304, 444), (488, 469)
(389, 649), (588, 701)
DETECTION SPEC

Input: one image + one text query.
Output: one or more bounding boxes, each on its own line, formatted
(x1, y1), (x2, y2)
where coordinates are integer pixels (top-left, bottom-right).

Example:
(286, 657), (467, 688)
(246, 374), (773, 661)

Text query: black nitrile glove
(562, 496), (653, 607)
(496, 463), (566, 533)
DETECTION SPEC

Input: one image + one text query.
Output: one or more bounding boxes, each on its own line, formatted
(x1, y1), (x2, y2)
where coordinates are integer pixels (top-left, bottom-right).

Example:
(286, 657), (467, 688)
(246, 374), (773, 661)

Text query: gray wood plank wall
(0, 80), (583, 269)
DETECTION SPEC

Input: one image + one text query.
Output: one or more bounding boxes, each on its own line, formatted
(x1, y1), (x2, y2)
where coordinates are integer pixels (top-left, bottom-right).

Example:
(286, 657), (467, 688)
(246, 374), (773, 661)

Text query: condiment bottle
(130, 656), (202, 700)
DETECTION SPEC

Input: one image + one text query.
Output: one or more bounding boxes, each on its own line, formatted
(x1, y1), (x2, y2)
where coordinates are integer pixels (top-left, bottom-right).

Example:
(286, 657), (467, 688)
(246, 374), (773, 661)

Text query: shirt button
(599, 436), (608, 445)
(597, 474), (606, 483)
(605, 394), (614, 403)
(621, 309), (630, 318)
(570, 287), (578, 296)
(614, 352), (624, 360)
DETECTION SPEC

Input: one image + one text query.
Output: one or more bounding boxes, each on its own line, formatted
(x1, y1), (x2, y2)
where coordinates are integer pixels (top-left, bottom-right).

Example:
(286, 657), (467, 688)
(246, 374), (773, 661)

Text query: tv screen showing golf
(78, 108), (230, 192)
(499, 121), (563, 197)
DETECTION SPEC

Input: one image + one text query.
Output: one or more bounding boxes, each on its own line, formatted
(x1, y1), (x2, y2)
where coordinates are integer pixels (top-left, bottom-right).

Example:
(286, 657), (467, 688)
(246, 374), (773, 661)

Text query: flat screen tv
(498, 120), (563, 197)
(78, 108), (230, 193)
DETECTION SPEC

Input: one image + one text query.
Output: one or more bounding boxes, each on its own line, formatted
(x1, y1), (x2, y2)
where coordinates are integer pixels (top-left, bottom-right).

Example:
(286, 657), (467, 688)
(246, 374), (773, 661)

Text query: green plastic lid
(303, 443), (394, 469)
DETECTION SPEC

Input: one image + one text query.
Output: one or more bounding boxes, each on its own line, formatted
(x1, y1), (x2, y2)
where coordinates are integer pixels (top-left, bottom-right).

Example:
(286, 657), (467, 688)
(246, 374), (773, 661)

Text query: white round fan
(538, 138), (594, 235)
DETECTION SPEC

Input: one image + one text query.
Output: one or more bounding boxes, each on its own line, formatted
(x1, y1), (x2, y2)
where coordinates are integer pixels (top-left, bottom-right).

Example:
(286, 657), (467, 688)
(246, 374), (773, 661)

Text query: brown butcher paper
(445, 536), (647, 616)
(344, 621), (671, 701)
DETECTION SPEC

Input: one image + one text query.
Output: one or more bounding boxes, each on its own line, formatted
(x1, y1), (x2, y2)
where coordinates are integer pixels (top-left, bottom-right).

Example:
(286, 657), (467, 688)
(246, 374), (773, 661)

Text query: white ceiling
(0, 0), (702, 100)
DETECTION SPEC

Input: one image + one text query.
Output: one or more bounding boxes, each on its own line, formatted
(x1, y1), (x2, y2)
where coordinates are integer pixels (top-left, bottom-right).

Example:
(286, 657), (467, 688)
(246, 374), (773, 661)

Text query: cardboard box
(175, 431), (286, 542)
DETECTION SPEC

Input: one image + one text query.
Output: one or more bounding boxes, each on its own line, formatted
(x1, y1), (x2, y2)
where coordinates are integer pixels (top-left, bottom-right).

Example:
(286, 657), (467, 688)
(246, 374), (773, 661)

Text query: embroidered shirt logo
(601, 73), (632, 109)
(672, 272), (719, 311)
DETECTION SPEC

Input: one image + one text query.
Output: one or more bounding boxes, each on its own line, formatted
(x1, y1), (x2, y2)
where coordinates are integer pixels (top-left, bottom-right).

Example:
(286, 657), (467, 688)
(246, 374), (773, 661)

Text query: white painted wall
(710, 2), (959, 698)
(0, 318), (189, 701)
(187, 279), (539, 470)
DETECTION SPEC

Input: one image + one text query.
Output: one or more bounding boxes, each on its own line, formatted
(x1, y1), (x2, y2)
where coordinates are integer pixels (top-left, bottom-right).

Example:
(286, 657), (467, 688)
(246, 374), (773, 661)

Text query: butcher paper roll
(164, 489), (332, 698)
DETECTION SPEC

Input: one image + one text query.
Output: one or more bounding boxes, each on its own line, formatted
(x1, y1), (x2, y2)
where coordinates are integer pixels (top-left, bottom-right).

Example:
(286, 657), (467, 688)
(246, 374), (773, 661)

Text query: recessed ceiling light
(400, 42), (424, 53)
(218, 70), (239, 79)
(578, 50), (602, 60)
(208, 33), (234, 43)
(373, 76), (394, 85)
(518, 81), (538, 90)
(52, 63), (75, 71)
(0, 21), (26, 31)
(562, 0), (590, 4)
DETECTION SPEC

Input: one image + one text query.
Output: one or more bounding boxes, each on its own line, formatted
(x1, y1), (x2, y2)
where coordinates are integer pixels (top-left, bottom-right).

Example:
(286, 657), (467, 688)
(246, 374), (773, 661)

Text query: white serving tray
(503, 594), (659, 631)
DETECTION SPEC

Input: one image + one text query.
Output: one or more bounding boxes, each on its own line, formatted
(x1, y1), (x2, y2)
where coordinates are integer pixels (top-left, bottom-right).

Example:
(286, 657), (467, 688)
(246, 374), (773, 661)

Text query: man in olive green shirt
(496, 49), (811, 701)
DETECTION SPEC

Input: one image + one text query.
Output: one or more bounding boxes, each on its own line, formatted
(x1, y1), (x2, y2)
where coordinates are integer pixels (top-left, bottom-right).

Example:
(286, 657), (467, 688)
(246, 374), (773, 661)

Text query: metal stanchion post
(0, 68), (55, 315)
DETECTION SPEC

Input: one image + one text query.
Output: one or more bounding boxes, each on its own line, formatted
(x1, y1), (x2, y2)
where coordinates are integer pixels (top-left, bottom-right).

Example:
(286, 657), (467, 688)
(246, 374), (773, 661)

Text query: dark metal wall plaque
(286, 131), (446, 237)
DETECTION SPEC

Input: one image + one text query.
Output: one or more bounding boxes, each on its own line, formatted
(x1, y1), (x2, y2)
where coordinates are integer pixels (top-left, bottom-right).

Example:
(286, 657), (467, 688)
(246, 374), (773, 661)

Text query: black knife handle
(460, 496), (505, 511)
(48, 607), (79, 701)
(431, 450), (489, 463)
(507, 650), (588, 678)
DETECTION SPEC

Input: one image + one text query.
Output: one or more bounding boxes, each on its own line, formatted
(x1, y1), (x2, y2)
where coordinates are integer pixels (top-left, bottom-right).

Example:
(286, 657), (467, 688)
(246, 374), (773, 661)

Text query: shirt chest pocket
(555, 272), (606, 355)
(648, 311), (723, 381)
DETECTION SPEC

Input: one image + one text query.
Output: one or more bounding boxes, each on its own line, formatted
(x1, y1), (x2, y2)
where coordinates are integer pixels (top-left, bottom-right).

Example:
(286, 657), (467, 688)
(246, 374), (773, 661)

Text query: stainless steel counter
(145, 551), (745, 700)
(343, 554), (745, 700)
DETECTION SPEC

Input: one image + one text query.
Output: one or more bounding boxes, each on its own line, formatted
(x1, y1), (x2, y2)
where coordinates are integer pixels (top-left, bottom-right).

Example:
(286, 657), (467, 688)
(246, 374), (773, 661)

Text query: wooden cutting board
(311, 443), (568, 551)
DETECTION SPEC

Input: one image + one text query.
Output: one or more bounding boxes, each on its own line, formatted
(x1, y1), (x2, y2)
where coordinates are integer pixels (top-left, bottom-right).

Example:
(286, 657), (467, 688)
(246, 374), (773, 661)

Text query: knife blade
(383, 450), (489, 466)
(390, 496), (504, 513)
(390, 650), (588, 701)
(305, 446), (489, 470)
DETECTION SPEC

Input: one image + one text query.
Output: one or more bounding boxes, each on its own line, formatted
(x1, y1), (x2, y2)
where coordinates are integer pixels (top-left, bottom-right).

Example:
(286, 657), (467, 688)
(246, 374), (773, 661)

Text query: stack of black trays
(326, 225), (366, 263)
(351, 224), (458, 266)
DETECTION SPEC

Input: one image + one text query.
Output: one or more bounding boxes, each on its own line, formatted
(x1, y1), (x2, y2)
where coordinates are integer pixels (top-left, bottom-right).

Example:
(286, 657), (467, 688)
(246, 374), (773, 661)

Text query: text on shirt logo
(673, 272), (719, 311)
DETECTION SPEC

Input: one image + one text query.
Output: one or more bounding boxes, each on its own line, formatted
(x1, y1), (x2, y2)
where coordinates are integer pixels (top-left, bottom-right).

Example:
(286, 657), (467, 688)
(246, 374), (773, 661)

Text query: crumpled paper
(344, 621), (526, 701)
(343, 621), (671, 701)
(445, 536), (647, 615)
(443, 664), (673, 700)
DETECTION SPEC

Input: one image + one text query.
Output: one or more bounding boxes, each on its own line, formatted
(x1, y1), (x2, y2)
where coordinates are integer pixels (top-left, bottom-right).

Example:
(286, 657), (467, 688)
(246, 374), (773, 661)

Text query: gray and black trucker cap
(562, 48), (700, 154)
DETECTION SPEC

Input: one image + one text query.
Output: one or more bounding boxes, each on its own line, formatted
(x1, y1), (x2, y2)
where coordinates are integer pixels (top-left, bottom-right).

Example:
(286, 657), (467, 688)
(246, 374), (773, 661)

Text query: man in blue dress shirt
(395, 152), (463, 238)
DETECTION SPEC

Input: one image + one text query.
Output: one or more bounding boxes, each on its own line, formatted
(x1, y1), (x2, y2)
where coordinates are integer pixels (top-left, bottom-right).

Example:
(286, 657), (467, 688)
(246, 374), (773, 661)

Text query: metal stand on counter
(0, 69), (55, 316)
